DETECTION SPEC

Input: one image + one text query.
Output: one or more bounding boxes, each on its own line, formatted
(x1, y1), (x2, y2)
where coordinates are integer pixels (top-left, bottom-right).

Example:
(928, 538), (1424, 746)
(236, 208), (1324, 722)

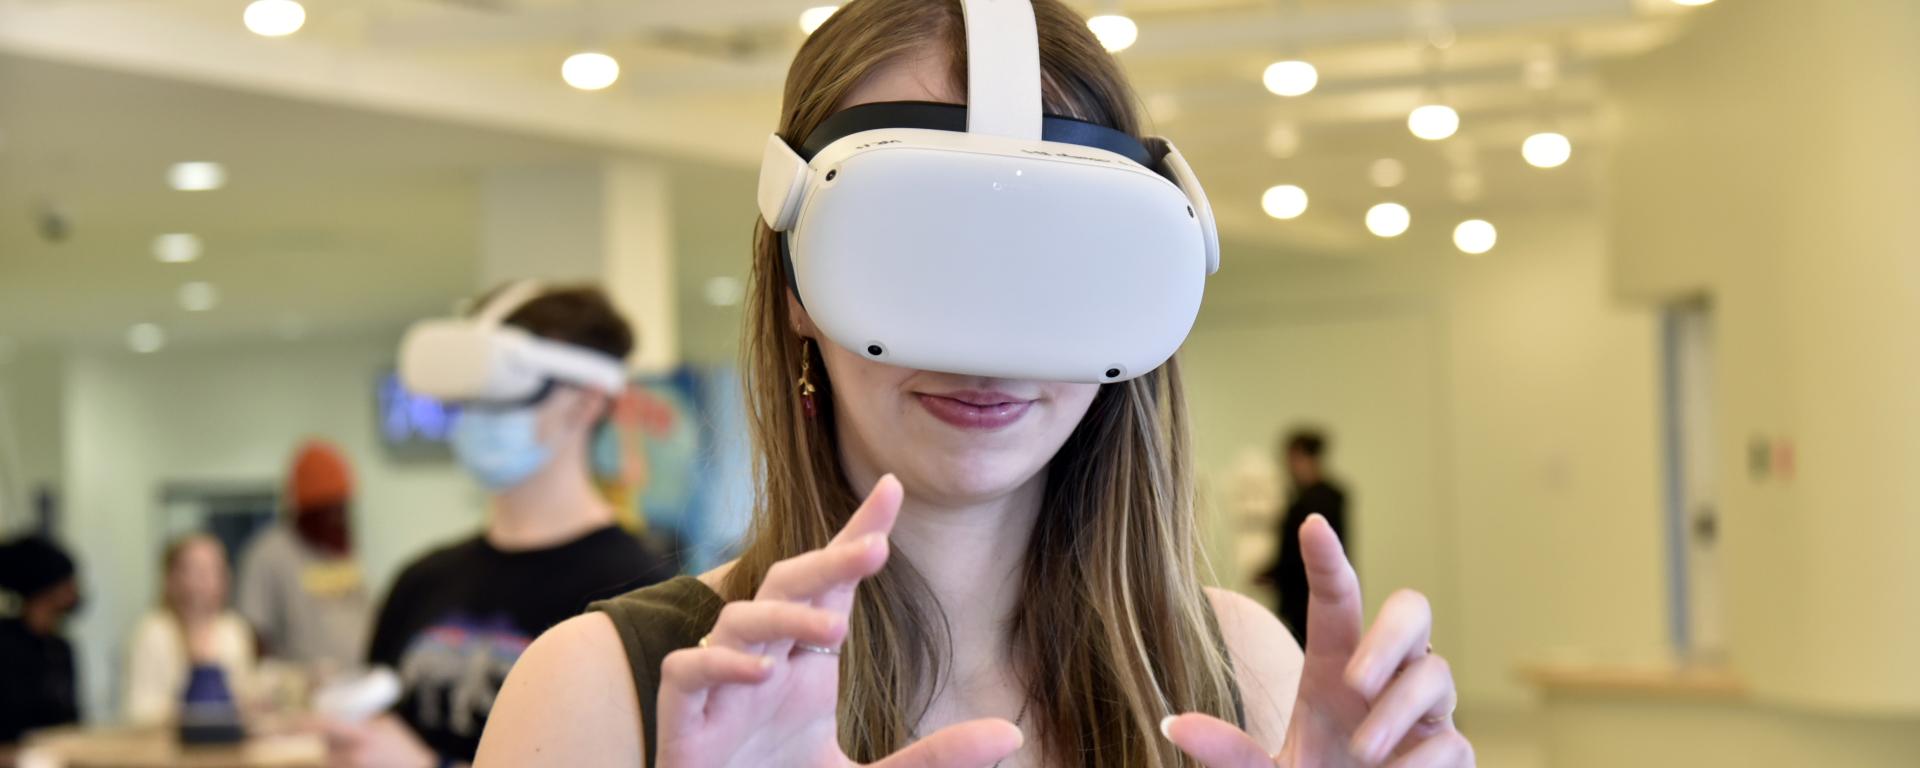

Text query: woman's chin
(898, 453), (1046, 507)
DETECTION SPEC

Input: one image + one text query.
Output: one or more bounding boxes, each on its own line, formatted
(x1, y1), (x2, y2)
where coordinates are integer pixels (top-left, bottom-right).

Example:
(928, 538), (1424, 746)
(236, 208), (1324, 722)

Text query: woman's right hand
(654, 475), (1024, 768)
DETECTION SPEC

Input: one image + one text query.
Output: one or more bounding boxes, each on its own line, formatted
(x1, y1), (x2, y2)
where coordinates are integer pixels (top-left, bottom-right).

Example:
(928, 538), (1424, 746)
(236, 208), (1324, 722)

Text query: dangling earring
(796, 339), (819, 419)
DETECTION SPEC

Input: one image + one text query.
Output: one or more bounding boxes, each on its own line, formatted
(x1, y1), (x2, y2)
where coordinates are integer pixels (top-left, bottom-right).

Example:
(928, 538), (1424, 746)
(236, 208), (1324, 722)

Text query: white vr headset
(398, 281), (628, 405)
(758, 0), (1219, 384)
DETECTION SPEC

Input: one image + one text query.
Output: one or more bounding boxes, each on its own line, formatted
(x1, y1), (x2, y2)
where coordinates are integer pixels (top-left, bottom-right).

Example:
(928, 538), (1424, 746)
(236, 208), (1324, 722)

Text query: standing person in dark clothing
(1258, 429), (1349, 646)
(322, 284), (674, 768)
(0, 535), (82, 751)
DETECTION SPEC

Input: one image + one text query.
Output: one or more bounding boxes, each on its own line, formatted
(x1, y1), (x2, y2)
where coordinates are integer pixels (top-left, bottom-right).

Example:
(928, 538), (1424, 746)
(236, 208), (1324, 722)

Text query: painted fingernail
(861, 533), (888, 551)
(1158, 716), (1176, 741)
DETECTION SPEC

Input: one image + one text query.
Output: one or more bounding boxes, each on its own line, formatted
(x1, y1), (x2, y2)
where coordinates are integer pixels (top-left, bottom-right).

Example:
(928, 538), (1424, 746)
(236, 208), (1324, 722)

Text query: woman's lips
(915, 391), (1035, 430)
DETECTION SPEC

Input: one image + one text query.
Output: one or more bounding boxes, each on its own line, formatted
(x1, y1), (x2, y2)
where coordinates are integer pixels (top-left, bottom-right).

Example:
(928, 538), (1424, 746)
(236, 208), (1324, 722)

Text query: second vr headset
(758, 0), (1219, 384)
(398, 281), (627, 405)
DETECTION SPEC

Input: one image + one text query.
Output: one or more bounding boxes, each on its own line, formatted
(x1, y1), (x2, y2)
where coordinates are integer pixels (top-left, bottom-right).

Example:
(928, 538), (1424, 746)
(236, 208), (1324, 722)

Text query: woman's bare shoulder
(1204, 587), (1302, 750)
(474, 612), (643, 767)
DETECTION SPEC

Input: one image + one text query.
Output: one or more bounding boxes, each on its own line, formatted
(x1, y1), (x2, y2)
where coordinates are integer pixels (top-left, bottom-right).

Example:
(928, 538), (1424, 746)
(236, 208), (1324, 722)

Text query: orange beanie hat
(289, 440), (354, 510)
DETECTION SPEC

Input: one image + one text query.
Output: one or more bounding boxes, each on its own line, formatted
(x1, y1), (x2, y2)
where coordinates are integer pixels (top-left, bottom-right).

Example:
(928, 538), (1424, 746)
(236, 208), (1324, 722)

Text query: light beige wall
(0, 345), (64, 531)
(1185, 207), (1667, 709)
(1604, 0), (1920, 714)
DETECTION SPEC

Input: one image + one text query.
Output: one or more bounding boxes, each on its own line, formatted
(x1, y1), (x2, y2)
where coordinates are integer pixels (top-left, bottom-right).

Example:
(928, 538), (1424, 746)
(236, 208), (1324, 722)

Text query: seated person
(0, 535), (83, 750)
(124, 534), (256, 726)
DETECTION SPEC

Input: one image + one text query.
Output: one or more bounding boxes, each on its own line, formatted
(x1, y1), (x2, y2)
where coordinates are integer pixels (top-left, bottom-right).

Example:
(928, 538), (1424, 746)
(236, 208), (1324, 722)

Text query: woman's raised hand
(1164, 516), (1474, 768)
(654, 475), (1024, 768)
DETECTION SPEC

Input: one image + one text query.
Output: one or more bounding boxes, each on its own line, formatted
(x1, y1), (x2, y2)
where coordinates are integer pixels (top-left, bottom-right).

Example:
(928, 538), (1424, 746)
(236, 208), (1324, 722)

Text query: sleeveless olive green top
(590, 576), (1247, 767)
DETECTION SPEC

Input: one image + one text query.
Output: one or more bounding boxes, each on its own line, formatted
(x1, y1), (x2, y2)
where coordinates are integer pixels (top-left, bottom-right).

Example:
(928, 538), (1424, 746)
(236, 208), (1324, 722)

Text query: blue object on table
(178, 664), (245, 745)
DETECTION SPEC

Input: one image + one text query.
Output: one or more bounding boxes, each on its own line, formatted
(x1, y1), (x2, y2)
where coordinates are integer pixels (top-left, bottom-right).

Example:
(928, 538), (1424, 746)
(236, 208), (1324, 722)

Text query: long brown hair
(719, 1), (1240, 765)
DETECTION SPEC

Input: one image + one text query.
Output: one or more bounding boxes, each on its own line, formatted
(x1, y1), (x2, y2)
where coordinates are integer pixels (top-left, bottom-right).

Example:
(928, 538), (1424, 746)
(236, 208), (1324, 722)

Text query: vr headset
(757, 0), (1219, 384)
(398, 281), (627, 405)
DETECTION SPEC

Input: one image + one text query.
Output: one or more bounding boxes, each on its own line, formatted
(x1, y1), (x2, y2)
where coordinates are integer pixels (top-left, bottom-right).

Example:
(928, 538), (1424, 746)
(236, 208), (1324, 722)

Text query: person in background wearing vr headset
(327, 285), (674, 768)
(479, 1), (1471, 767)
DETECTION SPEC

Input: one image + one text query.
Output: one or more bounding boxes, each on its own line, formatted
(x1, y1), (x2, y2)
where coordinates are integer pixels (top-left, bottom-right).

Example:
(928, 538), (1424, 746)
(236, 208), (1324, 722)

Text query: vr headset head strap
(963, 0), (1042, 140)
(472, 279), (546, 327)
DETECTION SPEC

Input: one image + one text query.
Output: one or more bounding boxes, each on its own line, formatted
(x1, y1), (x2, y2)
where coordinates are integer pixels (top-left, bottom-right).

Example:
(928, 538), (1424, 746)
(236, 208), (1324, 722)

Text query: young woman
(124, 534), (257, 726)
(477, 2), (1473, 766)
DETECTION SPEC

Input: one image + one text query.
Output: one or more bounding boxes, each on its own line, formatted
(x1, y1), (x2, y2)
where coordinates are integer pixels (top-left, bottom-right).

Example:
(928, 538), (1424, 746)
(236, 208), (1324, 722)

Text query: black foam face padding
(796, 101), (1157, 168)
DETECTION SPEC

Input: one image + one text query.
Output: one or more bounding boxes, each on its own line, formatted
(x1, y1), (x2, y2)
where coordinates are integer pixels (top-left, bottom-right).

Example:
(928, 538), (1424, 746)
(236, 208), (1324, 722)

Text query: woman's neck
(873, 470), (1045, 715)
(486, 458), (615, 551)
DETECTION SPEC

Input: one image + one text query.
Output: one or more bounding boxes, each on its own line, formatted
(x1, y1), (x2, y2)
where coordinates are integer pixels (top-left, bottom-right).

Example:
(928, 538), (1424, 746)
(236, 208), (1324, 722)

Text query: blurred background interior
(1, 0), (1916, 765)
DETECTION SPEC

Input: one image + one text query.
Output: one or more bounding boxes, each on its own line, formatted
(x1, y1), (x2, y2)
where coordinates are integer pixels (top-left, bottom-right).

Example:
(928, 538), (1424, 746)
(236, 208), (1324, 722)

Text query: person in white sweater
(124, 534), (256, 726)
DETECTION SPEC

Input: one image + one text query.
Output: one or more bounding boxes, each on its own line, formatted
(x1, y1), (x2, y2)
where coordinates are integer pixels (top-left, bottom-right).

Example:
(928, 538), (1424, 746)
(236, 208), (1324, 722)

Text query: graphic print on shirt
(395, 613), (532, 739)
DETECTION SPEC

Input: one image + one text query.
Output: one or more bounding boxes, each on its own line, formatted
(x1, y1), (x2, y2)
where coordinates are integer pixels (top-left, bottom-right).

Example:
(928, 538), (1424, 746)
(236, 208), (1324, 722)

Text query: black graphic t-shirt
(366, 526), (673, 763)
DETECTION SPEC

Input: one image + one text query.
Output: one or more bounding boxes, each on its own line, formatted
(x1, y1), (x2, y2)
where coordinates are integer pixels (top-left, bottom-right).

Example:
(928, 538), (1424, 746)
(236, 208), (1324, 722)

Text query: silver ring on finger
(794, 643), (841, 656)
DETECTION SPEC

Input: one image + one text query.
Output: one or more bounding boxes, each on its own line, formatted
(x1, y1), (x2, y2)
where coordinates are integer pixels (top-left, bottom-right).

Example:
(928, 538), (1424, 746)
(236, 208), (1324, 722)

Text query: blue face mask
(450, 406), (552, 491)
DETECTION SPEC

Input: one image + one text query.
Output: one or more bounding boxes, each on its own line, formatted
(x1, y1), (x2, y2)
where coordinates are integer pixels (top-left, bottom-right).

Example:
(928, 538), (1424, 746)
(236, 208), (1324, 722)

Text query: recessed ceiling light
(168, 162), (226, 191)
(153, 234), (202, 264)
(243, 0), (305, 37)
(1454, 219), (1498, 254)
(128, 323), (166, 354)
(1262, 60), (1318, 97)
(1369, 158), (1406, 189)
(799, 6), (838, 35)
(562, 52), (620, 91)
(1409, 104), (1460, 141)
(1366, 203), (1411, 238)
(1260, 185), (1309, 220)
(1522, 132), (1573, 169)
(1087, 15), (1139, 53)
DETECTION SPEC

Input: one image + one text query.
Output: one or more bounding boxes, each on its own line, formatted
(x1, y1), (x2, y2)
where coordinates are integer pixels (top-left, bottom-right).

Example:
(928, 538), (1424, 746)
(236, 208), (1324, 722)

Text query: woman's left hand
(1164, 515), (1474, 767)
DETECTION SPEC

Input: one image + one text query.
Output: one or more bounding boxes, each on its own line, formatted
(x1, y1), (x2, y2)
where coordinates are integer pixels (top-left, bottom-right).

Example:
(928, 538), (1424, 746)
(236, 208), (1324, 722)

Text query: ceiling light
(168, 162), (226, 192)
(1449, 170), (1485, 203)
(153, 234), (202, 264)
(179, 282), (219, 312)
(1264, 122), (1302, 159)
(1262, 60), (1318, 97)
(243, 0), (305, 37)
(1365, 203), (1411, 238)
(1087, 15), (1139, 53)
(1261, 185), (1309, 220)
(1671, 0), (1714, 6)
(1369, 158), (1406, 189)
(704, 276), (745, 307)
(799, 6), (839, 34)
(128, 324), (166, 354)
(1522, 132), (1573, 169)
(1408, 104), (1460, 141)
(562, 52), (620, 91)
(1454, 219), (1498, 254)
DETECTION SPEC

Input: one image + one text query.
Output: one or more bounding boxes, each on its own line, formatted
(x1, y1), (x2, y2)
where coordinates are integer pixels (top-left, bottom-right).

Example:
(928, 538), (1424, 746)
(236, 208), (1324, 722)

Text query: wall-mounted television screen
(375, 370), (457, 460)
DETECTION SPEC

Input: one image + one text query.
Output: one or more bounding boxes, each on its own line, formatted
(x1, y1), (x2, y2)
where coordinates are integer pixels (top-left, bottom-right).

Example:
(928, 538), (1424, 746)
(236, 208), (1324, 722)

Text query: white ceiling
(0, 0), (1709, 352)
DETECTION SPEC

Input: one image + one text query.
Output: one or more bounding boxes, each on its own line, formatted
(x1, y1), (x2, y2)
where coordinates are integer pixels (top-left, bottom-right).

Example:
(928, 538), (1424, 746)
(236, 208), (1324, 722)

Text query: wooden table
(20, 727), (323, 768)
